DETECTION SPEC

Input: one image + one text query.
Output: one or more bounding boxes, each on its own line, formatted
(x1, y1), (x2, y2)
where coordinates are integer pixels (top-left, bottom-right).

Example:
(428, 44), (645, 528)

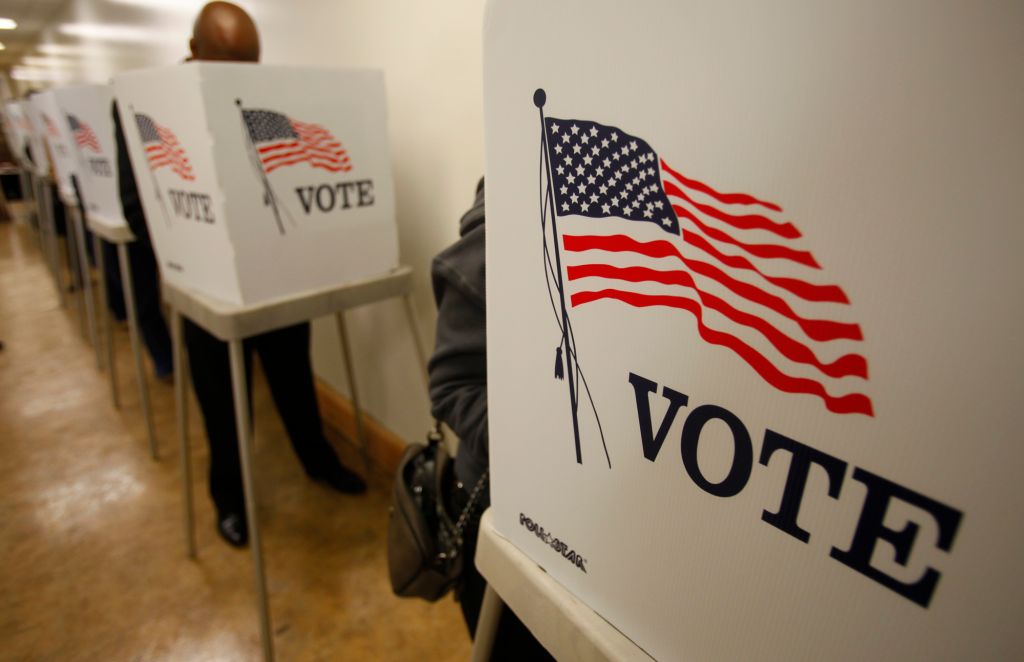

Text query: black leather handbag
(387, 423), (488, 601)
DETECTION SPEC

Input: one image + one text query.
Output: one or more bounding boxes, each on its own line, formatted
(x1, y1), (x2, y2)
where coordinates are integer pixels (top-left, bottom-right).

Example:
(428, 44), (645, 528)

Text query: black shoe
(217, 511), (249, 548)
(308, 459), (367, 494)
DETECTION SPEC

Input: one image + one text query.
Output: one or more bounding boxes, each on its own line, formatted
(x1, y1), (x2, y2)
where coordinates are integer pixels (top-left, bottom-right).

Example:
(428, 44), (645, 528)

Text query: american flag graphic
(135, 113), (195, 181)
(67, 114), (101, 153)
(43, 114), (60, 138)
(543, 115), (873, 416)
(241, 109), (351, 174)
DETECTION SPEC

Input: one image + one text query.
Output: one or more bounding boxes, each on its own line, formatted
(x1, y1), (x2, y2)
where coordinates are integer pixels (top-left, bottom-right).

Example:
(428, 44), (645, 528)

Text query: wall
(24, 0), (487, 443)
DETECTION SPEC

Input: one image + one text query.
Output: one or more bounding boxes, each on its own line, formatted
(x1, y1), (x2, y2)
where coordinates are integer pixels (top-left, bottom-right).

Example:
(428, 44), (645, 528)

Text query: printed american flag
(67, 114), (100, 153)
(544, 116), (872, 416)
(241, 109), (351, 174)
(43, 114), (60, 138)
(135, 113), (195, 181)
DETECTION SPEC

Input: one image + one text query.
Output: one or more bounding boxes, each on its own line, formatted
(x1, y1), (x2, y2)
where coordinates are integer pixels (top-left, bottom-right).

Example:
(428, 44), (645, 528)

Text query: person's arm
(428, 276), (488, 463)
(428, 210), (489, 478)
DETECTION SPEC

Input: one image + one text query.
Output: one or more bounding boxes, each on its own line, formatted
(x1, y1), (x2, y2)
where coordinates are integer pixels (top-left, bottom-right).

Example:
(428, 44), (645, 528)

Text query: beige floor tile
(0, 218), (472, 661)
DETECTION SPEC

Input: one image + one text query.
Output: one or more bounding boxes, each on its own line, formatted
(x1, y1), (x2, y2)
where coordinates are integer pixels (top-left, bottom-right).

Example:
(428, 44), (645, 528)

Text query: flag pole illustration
(130, 105), (177, 227)
(235, 99), (294, 235)
(536, 89), (611, 468)
(537, 89), (581, 462)
(537, 92), (873, 417)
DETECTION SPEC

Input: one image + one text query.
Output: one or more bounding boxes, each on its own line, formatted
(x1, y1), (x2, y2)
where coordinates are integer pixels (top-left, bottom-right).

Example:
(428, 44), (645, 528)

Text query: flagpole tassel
(554, 346), (564, 380)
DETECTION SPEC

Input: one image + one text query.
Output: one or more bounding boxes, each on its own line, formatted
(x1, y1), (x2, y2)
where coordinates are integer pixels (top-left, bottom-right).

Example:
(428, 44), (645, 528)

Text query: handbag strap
(430, 420), (490, 558)
(453, 469), (489, 542)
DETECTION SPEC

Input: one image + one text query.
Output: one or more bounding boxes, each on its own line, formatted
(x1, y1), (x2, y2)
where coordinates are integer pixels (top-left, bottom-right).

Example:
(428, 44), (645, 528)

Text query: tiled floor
(0, 215), (471, 661)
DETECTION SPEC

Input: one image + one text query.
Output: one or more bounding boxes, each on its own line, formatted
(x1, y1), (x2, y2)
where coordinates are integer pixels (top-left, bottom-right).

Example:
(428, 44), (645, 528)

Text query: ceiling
(0, 0), (72, 66)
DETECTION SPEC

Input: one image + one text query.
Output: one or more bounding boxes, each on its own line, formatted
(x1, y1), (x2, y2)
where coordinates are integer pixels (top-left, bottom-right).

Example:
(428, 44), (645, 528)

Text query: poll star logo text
(519, 513), (588, 573)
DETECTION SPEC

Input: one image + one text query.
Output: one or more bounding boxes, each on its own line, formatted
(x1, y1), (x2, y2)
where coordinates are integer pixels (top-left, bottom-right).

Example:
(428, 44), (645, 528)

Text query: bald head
(190, 1), (260, 63)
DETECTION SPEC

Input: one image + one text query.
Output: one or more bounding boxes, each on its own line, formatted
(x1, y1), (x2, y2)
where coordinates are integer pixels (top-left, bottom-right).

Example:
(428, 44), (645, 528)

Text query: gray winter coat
(428, 179), (488, 489)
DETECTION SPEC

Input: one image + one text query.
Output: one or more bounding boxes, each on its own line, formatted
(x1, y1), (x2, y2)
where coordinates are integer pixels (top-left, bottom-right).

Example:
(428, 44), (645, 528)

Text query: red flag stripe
(661, 173), (800, 239)
(563, 234), (863, 342)
(258, 141), (345, 155)
(567, 263), (868, 379)
(570, 288), (873, 416)
(264, 158), (351, 174)
(261, 145), (349, 166)
(145, 140), (195, 180)
(659, 159), (782, 212)
(681, 230), (850, 303)
(672, 203), (820, 268)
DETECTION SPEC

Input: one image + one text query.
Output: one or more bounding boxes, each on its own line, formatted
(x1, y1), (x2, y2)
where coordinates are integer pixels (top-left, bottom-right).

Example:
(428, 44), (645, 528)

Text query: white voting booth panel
(2, 101), (31, 168)
(54, 84), (125, 229)
(485, 1), (1024, 661)
(25, 97), (53, 178)
(113, 63), (398, 306)
(33, 90), (82, 202)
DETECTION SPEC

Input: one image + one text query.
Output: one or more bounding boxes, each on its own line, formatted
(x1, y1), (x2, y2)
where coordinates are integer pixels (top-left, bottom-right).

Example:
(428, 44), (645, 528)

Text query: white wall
(256, 1), (486, 442)
(26, 0), (487, 443)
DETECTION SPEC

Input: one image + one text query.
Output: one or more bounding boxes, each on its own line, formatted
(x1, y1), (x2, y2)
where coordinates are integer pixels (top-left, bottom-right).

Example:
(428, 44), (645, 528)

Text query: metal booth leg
(37, 179), (57, 296)
(65, 210), (87, 337)
(171, 309), (196, 558)
(23, 171), (43, 249)
(470, 584), (504, 662)
(39, 182), (66, 307)
(31, 177), (50, 279)
(117, 243), (159, 460)
(72, 207), (100, 365)
(95, 237), (120, 408)
(93, 234), (107, 373)
(333, 311), (370, 473)
(228, 339), (274, 662)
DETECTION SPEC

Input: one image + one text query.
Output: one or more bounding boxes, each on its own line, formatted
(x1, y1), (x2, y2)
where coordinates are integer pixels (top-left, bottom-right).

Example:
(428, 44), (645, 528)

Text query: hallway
(0, 217), (470, 661)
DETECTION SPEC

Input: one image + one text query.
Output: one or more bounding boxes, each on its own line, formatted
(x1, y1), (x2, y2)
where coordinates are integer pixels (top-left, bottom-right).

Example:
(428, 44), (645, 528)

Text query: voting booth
(113, 62), (398, 306)
(32, 90), (82, 202)
(24, 97), (52, 178)
(113, 62), (421, 661)
(53, 84), (124, 230)
(2, 101), (31, 168)
(484, 1), (1023, 660)
(53, 81), (158, 450)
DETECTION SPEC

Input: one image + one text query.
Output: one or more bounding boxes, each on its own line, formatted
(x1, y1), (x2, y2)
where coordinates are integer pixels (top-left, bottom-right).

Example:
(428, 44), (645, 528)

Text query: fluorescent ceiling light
(21, 56), (77, 68)
(37, 43), (97, 56)
(11, 67), (70, 82)
(0, 18), (18, 30)
(58, 22), (162, 43)
(106, 0), (205, 10)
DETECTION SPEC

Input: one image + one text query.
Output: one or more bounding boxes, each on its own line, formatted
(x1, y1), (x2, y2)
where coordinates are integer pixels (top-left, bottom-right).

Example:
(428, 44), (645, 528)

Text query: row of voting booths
(2, 1), (1022, 660)
(3, 82), (160, 455)
(1, 63), (417, 662)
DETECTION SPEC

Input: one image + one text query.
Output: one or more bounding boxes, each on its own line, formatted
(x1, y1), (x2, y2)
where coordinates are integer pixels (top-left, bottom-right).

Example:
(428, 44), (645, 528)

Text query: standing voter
(114, 1), (366, 548)
(429, 178), (554, 659)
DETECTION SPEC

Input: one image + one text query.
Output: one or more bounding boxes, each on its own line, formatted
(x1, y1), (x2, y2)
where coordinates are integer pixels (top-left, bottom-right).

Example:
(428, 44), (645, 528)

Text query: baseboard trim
(315, 378), (407, 477)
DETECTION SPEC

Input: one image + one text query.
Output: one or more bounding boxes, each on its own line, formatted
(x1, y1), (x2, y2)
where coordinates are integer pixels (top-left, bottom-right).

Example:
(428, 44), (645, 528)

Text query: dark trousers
(101, 240), (126, 321)
(183, 320), (337, 514)
(455, 493), (554, 661)
(101, 237), (172, 376)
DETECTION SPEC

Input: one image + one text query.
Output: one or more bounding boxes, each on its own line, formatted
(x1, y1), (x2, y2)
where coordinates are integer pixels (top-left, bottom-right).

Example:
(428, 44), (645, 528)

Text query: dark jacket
(111, 101), (153, 252)
(428, 179), (487, 488)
